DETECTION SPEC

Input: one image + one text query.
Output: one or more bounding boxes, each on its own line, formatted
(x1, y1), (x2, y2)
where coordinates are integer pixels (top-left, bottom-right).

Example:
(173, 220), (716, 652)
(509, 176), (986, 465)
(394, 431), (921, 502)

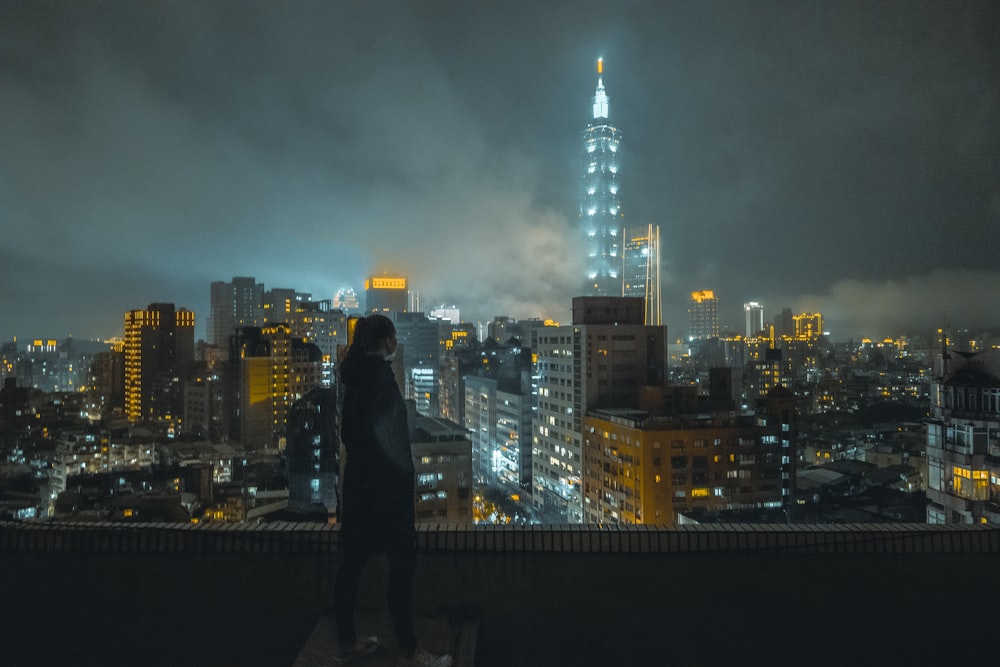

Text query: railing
(2, 520), (998, 555)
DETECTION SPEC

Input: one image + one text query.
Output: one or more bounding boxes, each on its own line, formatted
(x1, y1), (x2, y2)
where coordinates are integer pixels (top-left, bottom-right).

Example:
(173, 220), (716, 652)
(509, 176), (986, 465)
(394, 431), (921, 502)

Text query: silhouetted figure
(333, 314), (453, 667)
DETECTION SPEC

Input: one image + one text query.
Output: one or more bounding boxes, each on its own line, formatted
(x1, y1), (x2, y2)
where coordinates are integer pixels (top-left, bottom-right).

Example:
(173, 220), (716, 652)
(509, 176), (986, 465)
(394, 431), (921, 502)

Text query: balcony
(2, 521), (999, 666)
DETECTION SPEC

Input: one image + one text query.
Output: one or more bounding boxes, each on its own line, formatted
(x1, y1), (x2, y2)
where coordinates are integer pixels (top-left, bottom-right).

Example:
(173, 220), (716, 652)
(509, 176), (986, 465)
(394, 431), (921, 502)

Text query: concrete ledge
(2, 520), (998, 555)
(3, 520), (1000, 666)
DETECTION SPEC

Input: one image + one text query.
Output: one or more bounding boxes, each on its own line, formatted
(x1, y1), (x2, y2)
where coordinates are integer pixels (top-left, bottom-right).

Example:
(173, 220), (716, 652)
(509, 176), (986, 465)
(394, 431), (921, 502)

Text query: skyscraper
(332, 287), (360, 314)
(260, 287), (312, 325)
(744, 301), (765, 338)
(393, 311), (441, 416)
(286, 386), (339, 517)
(123, 303), (195, 423)
(622, 224), (662, 325)
(532, 297), (666, 523)
(365, 274), (408, 314)
(688, 290), (720, 341)
(208, 277), (263, 347)
(581, 58), (623, 296)
(792, 312), (824, 340)
(227, 324), (324, 450)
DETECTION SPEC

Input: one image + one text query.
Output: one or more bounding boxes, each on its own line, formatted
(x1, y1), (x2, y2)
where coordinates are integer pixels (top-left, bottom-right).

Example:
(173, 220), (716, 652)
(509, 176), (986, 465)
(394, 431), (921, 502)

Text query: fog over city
(2, 1), (998, 342)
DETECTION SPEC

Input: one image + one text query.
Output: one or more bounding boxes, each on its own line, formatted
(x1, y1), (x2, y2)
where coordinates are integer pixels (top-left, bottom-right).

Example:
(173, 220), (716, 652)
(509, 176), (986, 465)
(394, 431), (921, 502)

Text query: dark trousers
(334, 527), (418, 652)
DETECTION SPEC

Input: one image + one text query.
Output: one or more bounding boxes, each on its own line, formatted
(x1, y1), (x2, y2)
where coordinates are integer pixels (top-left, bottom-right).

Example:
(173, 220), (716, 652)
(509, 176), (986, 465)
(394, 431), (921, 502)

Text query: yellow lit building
(583, 389), (795, 524)
(688, 290), (719, 340)
(234, 324), (324, 450)
(365, 274), (408, 314)
(926, 345), (1000, 525)
(123, 303), (194, 423)
(792, 312), (824, 340)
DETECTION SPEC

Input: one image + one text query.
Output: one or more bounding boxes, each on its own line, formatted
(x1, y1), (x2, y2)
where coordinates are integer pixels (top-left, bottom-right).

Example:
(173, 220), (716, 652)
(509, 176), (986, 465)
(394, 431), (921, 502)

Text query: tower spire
(592, 58), (608, 119)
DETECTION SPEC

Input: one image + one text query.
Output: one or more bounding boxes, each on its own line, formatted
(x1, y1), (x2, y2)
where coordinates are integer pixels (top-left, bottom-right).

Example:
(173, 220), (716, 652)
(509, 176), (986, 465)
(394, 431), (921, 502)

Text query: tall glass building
(622, 224), (662, 325)
(581, 58), (623, 296)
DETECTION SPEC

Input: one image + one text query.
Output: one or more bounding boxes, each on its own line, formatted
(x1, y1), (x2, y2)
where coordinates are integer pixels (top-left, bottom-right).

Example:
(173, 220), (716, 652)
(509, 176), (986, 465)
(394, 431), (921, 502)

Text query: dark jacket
(339, 350), (415, 537)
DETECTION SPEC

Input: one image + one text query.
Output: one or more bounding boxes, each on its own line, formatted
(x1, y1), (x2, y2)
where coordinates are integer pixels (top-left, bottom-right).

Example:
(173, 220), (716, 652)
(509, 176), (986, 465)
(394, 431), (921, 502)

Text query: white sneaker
(397, 646), (454, 667)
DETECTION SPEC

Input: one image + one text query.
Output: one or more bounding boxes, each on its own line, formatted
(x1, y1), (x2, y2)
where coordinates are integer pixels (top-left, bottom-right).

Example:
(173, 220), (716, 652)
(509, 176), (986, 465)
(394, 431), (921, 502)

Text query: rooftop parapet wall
(4, 521), (1000, 666)
(2, 521), (998, 555)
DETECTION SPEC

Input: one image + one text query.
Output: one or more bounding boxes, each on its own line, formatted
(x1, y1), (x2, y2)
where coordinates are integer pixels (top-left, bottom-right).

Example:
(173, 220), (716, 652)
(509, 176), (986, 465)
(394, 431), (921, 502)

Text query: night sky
(2, 1), (998, 343)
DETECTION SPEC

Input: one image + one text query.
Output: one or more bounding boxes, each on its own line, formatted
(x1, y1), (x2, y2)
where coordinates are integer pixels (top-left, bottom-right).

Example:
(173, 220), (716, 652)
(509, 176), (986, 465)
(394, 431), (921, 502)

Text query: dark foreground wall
(2, 522), (998, 666)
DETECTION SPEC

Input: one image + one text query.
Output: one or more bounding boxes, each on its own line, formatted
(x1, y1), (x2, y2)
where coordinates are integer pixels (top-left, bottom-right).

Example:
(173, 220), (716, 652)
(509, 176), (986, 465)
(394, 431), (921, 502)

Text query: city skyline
(2, 2), (999, 343)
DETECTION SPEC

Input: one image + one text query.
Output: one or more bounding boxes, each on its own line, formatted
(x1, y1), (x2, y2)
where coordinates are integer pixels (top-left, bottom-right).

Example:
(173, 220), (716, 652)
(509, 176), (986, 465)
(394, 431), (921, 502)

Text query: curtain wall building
(622, 224), (662, 325)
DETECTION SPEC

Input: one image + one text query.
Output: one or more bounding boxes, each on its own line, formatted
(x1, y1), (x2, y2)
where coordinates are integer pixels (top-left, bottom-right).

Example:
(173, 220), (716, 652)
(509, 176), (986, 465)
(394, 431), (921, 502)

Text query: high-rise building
(365, 275), (408, 314)
(332, 287), (360, 314)
(792, 312), (824, 340)
(622, 224), (662, 325)
(285, 300), (347, 386)
(532, 297), (666, 523)
(123, 303), (195, 423)
(260, 288), (312, 326)
(581, 58), (623, 296)
(286, 386), (339, 518)
(463, 341), (534, 493)
(208, 277), (263, 347)
(773, 308), (794, 340)
(86, 343), (124, 420)
(429, 304), (460, 323)
(926, 342), (1000, 525)
(688, 290), (720, 341)
(393, 312), (441, 417)
(744, 302), (765, 338)
(227, 325), (324, 450)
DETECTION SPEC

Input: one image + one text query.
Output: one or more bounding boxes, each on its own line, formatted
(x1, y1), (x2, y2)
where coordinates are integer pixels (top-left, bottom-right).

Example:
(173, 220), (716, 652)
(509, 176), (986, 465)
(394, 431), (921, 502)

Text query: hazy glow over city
(1, 1), (998, 341)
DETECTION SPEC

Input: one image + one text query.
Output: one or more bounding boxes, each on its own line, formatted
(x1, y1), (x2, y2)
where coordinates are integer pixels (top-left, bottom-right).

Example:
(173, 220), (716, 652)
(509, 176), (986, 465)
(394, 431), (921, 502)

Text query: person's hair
(350, 314), (395, 354)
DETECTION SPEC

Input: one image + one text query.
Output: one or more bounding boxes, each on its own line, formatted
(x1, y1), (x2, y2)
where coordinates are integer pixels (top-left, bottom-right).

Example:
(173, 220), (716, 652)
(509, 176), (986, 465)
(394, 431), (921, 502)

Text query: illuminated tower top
(593, 58), (609, 119)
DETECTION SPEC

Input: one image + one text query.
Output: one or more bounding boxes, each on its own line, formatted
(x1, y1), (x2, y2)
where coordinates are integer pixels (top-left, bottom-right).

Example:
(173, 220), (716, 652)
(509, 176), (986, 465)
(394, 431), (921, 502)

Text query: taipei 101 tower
(580, 57), (623, 296)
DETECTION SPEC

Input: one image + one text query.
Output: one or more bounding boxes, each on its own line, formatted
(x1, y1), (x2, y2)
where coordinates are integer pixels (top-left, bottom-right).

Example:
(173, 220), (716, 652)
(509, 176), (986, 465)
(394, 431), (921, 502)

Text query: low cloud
(785, 269), (1000, 340)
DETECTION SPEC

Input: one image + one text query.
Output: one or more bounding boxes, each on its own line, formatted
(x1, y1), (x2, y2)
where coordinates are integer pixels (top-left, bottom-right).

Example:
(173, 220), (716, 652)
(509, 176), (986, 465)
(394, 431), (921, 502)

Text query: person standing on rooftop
(333, 314), (453, 667)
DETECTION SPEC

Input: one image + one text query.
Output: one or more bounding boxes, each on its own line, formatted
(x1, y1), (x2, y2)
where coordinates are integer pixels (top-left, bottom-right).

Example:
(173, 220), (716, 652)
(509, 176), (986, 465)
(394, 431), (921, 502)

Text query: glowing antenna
(597, 57), (603, 74)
